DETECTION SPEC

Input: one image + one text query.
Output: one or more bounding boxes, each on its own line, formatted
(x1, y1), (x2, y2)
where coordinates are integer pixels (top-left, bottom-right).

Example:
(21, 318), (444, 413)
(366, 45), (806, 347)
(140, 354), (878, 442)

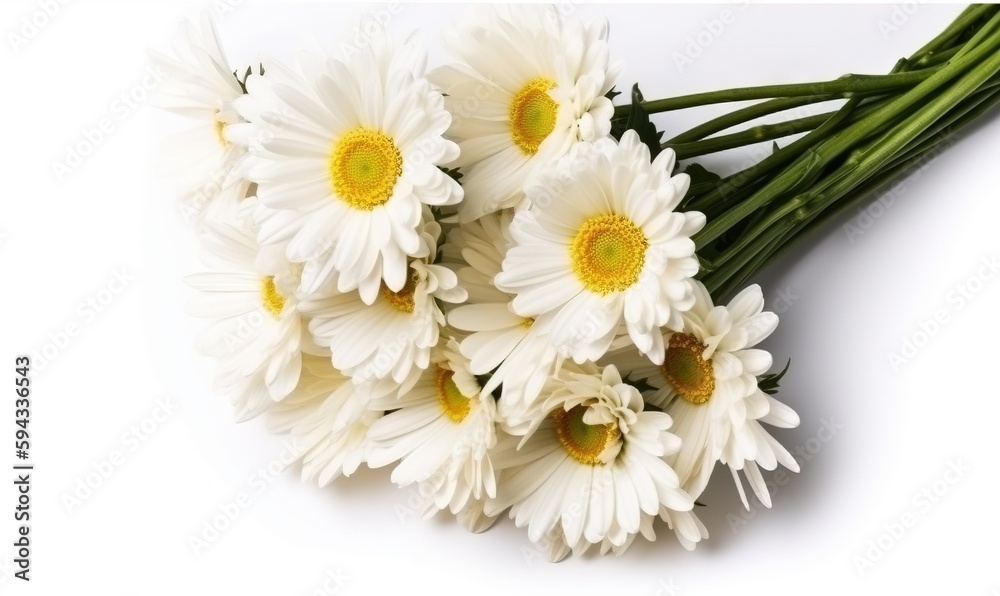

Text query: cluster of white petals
(159, 5), (799, 562)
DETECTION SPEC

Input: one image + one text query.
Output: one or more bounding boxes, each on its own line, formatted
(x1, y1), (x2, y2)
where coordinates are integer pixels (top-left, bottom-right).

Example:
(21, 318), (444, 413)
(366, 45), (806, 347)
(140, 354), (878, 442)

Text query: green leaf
(232, 63), (266, 94)
(232, 70), (245, 93)
(758, 359), (791, 395)
(683, 162), (722, 187)
(622, 373), (660, 398)
(439, 166), (464, 184)
(610, 84), (664, 159)
(627, 84), (664, 159)
(679, 162), (724, 208)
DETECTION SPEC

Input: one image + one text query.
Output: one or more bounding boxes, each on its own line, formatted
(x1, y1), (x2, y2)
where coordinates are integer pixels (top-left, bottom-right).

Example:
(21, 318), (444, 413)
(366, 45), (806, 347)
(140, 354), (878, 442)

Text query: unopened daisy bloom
(607, 281), (800, 507)
(153, 13), (246, 207)
(486, 363), (693, 555)
(186, 200), (306, 420)
(367, 340), (499, 529)
(495, 131), (705, 366)
(266, 355), (390, 485)
(301, 223), (466, 385)
(432, 4), (622, 221)
(444, 212), (561, 416)
(235, 32), (462, 297)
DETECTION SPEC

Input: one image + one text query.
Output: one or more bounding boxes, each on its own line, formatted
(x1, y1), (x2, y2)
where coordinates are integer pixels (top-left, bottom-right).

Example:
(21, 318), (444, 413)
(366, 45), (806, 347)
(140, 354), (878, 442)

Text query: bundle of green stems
(614, 5), (1000, 298)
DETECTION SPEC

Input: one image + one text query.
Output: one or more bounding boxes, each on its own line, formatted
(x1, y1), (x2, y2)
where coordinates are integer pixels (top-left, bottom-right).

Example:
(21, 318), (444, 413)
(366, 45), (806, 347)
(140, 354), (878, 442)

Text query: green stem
(613, 70), (938, 118)
(681, 59), (919, 216)
(687, 70), (1000, 216)
(694, 15), (1000, 249)
(677, 19), (997, 212)
(912, 44), (963, 70)
(951, 4), (1000, 60)
(700, 86), (932, 266)
(791, 84), (1000, 253)
(704, 43), (1000, 296)
(799, 43), (1000, 221)
(616, 6), (996, 123)
(665, 96), (825, 145)
(856, 75), (1000, 168)
(700, 218), (794, 295)
(907, 4), (996, 64)
(683, 95), (874, 215)
(661, 7), (996, 146)
(666, 111), (834, 159)
(714, 86), (1000, 297)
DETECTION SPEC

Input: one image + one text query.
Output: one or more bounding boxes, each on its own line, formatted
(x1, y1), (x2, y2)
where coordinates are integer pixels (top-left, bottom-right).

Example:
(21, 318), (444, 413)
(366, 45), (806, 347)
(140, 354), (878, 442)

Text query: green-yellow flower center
(378, 268), (419, 314)
(509, 77), (558, 155)
(570, 214), (648, 295)
(551, 405), (621, 465)
(329, 127), (403, 210)
(435, 367), (472, 423)
(260, 276), (286, 318)
(662, 333), (716, 404)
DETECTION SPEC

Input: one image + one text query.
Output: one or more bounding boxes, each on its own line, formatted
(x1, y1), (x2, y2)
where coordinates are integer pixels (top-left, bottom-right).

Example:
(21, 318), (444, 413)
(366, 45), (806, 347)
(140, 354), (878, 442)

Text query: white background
(2, 1), (999, 595)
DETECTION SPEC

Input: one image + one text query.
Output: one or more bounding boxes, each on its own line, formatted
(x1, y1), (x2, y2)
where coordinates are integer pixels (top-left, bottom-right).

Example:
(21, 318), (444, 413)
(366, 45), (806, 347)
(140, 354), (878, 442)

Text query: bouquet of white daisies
(156, 5), (1000, 560)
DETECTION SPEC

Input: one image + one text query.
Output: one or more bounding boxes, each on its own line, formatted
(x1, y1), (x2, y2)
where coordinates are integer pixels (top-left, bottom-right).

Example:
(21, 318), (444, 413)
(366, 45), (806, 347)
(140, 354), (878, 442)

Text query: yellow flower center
(661, 333), (716, 404)
(435, 367), (472, 423)
(509, 77), (558, 155)
(329, 127), (403, 210)
(552, 405), (621, 465)
(570, 214), (649, 295)
(378, 268), (419, 314)
(260, 276), (286, 318)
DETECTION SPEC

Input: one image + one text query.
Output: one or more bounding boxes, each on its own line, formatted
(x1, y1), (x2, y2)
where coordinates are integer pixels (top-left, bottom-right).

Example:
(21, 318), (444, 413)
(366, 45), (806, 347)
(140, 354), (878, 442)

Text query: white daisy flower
(185, 200), (306, 420)
(494, 131), (705, 366)
(606, 281), (801, 508)
(153, 13), (246, 214)
(486, 363), (693, 555)
(266, 354), (390, 486)
(432, 4), (622, 221)
(366, 340), (499, 531)
(443, 212), (561, 418)
(235, 32), (462, 298)
(301, 222), (466, 386)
